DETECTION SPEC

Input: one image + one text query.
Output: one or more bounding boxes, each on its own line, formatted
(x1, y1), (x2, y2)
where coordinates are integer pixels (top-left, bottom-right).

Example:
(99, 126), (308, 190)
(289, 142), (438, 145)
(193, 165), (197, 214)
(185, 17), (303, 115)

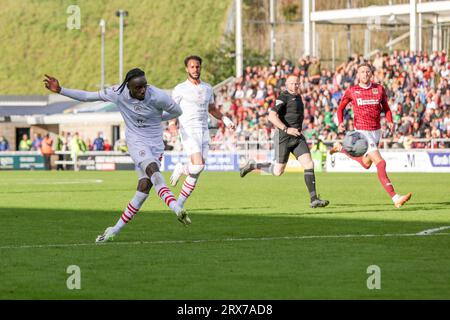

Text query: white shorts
(180, 127), (209, 160)
(356, 129), (381, 154)
(127, 140), (164, 180)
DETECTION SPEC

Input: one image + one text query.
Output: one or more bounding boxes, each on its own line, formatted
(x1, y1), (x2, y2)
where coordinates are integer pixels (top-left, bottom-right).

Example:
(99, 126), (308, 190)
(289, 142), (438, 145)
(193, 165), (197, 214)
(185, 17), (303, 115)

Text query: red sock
(376, 160), (396, 197)
(341, 149), (371, 169)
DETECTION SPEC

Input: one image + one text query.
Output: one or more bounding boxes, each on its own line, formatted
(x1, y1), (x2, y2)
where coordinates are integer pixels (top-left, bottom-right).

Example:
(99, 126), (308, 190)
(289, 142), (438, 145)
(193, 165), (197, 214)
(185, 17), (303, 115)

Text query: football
(342, 131), (369, 157)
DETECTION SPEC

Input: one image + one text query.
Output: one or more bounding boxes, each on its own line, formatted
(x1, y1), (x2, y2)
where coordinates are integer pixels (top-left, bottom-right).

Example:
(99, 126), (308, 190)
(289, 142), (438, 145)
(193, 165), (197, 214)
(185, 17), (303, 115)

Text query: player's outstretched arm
(43, 74), (102, 102)
(208, 103), (235, 129)
(161, 109), (181, 121)
(160, 91), (183, 121)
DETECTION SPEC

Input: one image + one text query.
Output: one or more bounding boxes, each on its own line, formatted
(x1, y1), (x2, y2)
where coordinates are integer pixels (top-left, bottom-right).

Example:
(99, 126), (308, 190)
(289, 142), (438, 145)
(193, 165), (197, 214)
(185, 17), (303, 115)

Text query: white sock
(181, 164), (190, 175)
(392, 194), (400, 203)
(112, 191), (148, 234)
(151, 172), (179, 214)
(178, 175), (198, 207)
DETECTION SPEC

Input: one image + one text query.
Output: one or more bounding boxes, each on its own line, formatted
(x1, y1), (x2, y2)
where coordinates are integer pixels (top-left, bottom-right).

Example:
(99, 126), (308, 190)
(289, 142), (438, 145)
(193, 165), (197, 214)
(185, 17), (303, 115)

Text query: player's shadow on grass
(190, 206), (272, 212)
(411, 201), (450, 206)
(333, 203), (394, 207)
(1, 206), (449, 247)
(0, 188), (131, 194)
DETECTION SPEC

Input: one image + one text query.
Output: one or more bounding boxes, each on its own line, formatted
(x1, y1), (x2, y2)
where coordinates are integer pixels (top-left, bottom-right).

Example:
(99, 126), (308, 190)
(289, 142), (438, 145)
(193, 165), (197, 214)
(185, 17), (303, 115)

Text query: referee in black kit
(240, 74), (329, 208)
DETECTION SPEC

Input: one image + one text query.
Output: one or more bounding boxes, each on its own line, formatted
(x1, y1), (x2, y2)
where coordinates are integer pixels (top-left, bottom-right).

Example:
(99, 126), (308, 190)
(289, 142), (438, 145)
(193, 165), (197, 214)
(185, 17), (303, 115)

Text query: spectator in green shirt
(18, 134), (32, 151)
(303, 122), (319, 140)
(70, 132), (86, 162)
(323, 105), (337, 132)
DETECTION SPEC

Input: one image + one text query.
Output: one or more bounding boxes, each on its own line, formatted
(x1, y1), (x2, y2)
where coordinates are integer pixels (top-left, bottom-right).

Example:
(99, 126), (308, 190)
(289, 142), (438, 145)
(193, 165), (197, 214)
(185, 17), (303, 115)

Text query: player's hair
(285, 74), (298, 82)
(115, 68), (146, 94)
(184, 55), (202, 67)
(357, 63), (373, 72)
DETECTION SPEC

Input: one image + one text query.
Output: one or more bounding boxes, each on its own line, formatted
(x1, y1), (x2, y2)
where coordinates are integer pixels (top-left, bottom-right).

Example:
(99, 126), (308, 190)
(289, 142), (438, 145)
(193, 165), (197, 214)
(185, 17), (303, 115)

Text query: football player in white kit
(170, 56), (235, 207)
(43, 69), (191, 243)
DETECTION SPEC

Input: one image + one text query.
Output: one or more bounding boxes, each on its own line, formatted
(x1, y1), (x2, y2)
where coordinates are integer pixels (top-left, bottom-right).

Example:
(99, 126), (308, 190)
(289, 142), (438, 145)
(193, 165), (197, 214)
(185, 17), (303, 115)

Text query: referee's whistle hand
(287, 128), (301, 136)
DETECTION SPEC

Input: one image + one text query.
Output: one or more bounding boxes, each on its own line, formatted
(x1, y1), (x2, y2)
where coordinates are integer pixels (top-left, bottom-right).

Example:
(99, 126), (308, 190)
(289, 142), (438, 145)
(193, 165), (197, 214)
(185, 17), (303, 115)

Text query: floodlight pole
(346, 0), (352, 58)
(269, 0), (276, 62)
(99, 19), (106, 90)
(116, 10), (128, 82)
(418, 0), (422, 52)
(303, 0), (311, 56)
(409, 0), (417, 52)
(235, 0), (243, 78)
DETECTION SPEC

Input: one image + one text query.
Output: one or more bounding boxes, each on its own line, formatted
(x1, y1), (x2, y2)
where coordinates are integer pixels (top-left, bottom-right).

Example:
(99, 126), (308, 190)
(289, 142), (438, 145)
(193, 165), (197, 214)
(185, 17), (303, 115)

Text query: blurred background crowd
(2, 51), (448, 154)
(164, 50), (449, 151)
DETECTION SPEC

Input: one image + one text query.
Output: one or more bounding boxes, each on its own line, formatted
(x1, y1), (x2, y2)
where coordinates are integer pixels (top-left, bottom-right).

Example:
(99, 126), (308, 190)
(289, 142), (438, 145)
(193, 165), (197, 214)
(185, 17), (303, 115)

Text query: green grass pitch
(0, 171), (449, 299)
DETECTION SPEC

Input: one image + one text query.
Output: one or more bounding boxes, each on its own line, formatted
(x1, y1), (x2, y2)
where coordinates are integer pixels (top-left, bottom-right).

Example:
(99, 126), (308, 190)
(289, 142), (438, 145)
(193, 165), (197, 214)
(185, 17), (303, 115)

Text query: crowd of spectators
(1, 51), (448, 153)
(8, 131), (127, 154)
(163, 50), (449, 150)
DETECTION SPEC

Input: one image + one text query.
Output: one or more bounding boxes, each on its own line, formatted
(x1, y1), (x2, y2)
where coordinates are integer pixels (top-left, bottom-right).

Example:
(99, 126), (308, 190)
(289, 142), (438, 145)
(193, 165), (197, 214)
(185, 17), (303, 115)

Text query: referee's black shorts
(274, 134), (310, 164)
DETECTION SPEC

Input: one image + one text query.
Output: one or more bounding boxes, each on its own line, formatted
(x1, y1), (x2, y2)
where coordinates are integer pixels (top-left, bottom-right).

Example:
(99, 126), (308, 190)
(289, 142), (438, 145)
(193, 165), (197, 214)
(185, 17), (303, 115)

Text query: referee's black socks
(256, 162), (274, 175)
(304, 169), (317, 202)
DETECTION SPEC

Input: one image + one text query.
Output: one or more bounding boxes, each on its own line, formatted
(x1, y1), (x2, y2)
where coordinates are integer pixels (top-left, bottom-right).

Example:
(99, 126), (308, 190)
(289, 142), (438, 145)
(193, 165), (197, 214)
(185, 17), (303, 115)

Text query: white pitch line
(0, 231), (449, 250)
(0, 179), (103, 185)
(416, 226), (450, 235)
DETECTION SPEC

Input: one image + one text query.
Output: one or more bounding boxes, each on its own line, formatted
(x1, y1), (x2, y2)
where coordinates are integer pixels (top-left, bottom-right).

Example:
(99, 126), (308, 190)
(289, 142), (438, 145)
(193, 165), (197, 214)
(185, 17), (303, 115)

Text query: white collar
(186, 79), (202, 86)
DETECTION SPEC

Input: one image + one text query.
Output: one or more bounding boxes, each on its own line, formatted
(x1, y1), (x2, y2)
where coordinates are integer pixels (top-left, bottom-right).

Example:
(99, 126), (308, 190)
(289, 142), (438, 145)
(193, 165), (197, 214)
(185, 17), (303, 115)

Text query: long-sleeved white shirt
(60, 85), (182, 144)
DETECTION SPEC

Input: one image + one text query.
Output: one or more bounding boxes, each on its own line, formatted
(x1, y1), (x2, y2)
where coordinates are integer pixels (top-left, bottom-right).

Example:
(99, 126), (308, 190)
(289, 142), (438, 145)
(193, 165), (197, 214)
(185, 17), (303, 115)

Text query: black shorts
(274, 133), (310, 164)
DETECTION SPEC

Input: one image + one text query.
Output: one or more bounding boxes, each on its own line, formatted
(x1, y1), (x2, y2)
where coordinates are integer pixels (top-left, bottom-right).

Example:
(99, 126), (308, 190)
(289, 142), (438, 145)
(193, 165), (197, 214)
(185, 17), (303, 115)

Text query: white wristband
(222, 116), (233, 127)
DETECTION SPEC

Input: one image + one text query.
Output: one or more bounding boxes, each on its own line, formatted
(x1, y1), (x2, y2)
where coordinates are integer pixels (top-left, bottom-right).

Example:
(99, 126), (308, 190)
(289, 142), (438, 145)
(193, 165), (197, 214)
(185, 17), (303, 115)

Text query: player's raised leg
(368, 150), (412, 208)
(96, 177), (151, 243)
(175, 151), (205, 207)
(145, 161), (191, 225)
(330, 142), (373, 169)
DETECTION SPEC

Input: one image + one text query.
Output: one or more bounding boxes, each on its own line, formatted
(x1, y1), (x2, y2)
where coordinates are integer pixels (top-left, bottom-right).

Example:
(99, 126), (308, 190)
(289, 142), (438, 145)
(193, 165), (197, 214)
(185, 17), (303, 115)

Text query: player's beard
(188, 72), (201, 81)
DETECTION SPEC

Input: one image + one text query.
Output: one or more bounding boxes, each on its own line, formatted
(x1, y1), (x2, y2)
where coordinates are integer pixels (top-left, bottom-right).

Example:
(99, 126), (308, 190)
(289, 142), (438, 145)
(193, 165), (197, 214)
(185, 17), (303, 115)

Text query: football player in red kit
(331, 63), (412, 208)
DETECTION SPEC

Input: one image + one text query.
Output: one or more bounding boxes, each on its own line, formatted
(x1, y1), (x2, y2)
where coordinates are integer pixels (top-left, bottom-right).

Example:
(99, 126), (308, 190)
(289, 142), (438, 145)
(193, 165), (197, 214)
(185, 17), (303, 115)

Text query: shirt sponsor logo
(356, 98), (379, 106)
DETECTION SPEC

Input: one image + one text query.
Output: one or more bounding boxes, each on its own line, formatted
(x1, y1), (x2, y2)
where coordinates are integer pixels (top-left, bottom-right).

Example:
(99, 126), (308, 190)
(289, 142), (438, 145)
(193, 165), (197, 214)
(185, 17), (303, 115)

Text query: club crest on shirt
(139, 150), (146, 157)
(134, 105), (143, 112)
(372, 88), (379, 94)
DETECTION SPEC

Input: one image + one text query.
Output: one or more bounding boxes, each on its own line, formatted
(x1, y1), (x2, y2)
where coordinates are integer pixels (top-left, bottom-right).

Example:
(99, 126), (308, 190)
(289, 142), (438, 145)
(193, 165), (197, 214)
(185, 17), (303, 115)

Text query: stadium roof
(0, 95), (48, 107)
(0, 101), (78, 117)
(311, 1), (450, 26)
